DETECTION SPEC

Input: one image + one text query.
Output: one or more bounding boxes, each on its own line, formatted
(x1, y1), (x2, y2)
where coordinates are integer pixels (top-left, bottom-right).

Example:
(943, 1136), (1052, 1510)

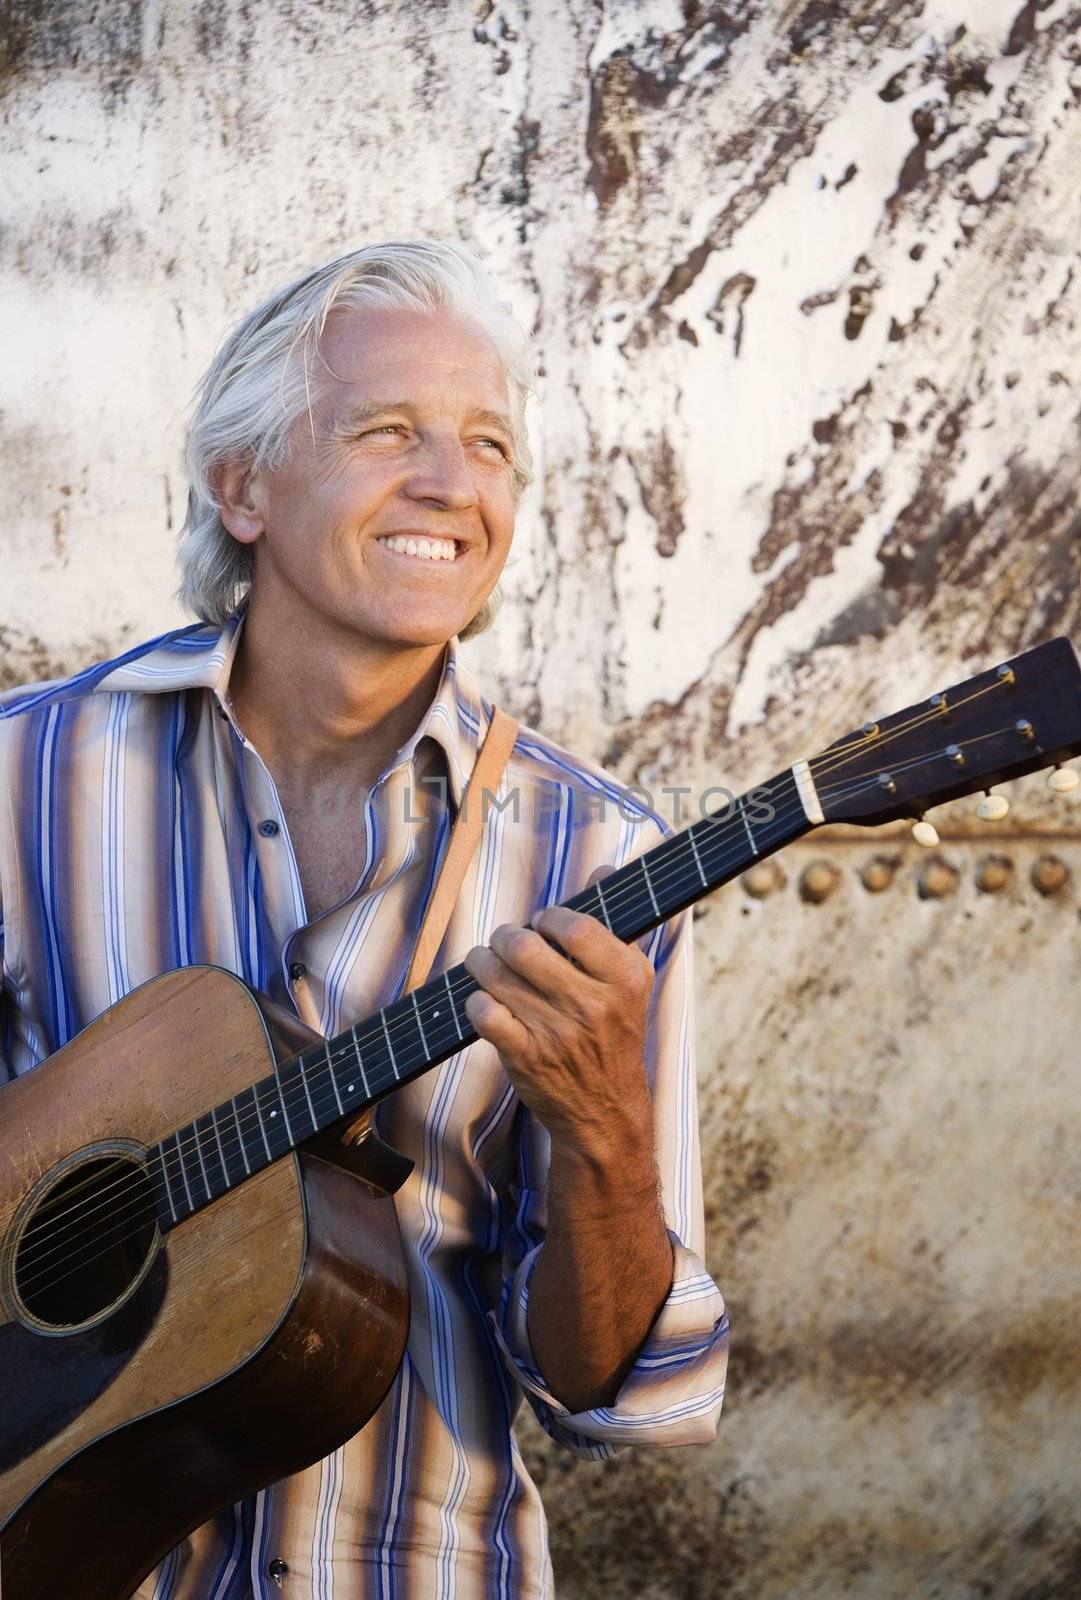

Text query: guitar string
(5, 722), (1029, 1313)
(7, 769), (811, 1292)
(15, 668), (1018, 1249)
(15, 668), (1025, 1256)
(7, 708), (1027, 1296)
(7, 715), (1028, 1294)
(14, 734), (943, 1262)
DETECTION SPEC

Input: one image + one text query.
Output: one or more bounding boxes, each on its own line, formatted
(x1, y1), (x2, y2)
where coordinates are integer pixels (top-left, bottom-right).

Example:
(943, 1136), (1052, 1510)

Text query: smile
(376, 535), (460, 562)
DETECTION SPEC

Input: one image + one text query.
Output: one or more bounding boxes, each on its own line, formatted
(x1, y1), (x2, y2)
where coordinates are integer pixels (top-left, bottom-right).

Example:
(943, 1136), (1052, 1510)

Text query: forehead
(318, 305), (511, 418)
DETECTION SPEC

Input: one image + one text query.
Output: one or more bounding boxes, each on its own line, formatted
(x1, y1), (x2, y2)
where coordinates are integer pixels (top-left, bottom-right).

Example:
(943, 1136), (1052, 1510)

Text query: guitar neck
(148, 767), (817, 1228)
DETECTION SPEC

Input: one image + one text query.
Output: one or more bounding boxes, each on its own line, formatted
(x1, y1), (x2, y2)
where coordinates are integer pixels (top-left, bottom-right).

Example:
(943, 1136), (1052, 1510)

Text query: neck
(147, 766), (818, 1231)
(227, 590), (448, 789)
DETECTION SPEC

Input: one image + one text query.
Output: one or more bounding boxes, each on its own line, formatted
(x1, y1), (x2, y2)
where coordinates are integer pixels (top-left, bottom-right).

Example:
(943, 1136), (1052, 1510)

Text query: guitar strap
(337, 704), (518, 1148)
(403, 704), (520, 992)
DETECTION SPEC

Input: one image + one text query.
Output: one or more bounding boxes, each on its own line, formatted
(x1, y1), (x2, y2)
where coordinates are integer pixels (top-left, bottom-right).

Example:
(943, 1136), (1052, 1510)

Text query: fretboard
(147, 767), (814, 1229)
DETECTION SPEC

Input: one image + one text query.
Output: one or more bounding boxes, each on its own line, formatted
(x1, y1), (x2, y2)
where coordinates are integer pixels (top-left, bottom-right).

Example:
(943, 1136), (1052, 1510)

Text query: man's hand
(462, 866), (675, 1413)
(461, 871), (656, 1171)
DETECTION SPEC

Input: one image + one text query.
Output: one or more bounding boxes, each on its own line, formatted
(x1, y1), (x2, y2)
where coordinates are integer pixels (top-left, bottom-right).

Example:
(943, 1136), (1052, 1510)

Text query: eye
(476, 438), (509, 456)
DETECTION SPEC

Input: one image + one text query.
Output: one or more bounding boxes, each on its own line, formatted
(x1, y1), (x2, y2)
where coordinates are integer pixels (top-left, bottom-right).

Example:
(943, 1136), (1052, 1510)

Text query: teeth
(378, 535), (458, 561)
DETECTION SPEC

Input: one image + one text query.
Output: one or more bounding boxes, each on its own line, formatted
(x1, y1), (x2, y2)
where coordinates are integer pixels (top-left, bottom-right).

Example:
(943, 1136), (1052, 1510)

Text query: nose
(404, 433), (479, 511)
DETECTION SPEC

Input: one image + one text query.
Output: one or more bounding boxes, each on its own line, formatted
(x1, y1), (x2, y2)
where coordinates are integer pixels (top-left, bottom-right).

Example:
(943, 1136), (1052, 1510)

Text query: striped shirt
(0, 606), (729, 1600)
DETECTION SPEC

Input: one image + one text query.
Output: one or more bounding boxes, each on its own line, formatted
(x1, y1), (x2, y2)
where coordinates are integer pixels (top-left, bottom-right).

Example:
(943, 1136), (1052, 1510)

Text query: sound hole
(14, 1155), (158, 1330)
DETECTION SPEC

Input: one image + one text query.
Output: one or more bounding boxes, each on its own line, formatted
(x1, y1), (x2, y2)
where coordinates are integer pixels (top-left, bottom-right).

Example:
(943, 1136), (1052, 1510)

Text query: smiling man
(0, 241), (729, 1599)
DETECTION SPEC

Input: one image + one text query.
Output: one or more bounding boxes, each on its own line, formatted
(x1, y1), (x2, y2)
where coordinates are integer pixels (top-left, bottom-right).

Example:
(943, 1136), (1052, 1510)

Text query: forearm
(527, 1130), (674, 1414)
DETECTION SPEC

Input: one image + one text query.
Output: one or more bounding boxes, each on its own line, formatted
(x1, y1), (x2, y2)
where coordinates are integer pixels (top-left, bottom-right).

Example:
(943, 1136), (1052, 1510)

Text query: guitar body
(0, 966), (411, 1600)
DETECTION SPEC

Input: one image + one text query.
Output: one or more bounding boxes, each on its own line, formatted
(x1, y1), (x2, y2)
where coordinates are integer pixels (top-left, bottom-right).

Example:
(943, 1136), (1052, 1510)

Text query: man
(0, 241), (728, 1598)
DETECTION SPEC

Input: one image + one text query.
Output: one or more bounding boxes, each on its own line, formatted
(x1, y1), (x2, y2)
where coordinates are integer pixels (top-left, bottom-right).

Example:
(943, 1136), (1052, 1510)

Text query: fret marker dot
(270, 1110), (278, 1117)
(433, 1009), (440, 1017)
(348, 1084), (354, 1092)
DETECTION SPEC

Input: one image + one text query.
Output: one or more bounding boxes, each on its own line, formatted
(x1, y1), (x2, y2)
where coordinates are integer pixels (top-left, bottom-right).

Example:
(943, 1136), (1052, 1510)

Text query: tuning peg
(976, 791), (1010, 821)
(911, 819), (939, 848)
(1048, 766), (1079, 794)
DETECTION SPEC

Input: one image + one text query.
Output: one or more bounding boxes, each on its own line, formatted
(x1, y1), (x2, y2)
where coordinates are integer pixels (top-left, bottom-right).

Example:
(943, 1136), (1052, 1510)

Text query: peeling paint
(2, 1), (1080, 1595)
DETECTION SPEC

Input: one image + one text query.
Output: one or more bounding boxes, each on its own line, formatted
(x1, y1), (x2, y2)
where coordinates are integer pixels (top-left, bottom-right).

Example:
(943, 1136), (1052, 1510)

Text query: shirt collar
(93, 604), (492, 810)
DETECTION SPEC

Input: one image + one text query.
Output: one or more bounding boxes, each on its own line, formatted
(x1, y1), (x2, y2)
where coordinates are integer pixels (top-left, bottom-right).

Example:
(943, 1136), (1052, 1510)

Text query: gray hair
(175, 240), (537, 636)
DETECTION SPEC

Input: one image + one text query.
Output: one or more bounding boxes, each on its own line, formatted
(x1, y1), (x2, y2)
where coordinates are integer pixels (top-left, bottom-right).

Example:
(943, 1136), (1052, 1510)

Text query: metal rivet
(799, 860), (841, 903)
(975, 854), (1013, 894)
(917, 856), (959, 899)
(860, 855), (898, 893)
(1031, 854), (1070, 897)
(742, 863), (784, 899)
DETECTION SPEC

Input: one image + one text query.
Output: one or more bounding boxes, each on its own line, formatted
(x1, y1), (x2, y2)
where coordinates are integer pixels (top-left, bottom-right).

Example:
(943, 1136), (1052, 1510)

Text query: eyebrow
(333, 398), (514, 441)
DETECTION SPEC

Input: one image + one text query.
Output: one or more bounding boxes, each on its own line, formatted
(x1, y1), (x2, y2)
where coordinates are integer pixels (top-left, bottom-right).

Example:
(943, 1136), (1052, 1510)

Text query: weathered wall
(2, 0), (1080, 1594)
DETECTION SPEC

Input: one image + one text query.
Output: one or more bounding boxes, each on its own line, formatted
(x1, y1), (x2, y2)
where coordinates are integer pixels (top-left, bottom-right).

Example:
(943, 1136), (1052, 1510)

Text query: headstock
(811, 637), (1081, 829)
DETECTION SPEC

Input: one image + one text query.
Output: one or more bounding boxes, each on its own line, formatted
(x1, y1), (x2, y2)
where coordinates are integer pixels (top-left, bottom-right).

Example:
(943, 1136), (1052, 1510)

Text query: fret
(253, 1077), (290, 1161)
(381, 1008), (402, 1081)
(278, 1056), (316, 1141)
(192, 1112), (224, 1200)
(325, 1040), (344, 1115)
(253, 1083), (272, 1162)
(444, 970), (464, 1041)
(193, 1119), (212, 1201)
(232, 1088), (259, 1175)
(273, 1064), (296, 1141)
(210, 1104), (241, 1190)
(639, 855), (660, 918)
(172, 1130), (195, 1213)
(298, 1056), (318, 1129)
(147, 1143), (177, 1226)
(230, 1094), (250, 1177)
(415, 981), (464, 1062)
(358, 1010), (396, 1098)
(228, 1094), (251, 1184)
(349, 1024), (371, 1100)
(411, 991), (430, 1057)
(687, 823), (709, 889)
(697, 808), (744, 874)
(594, 880), (613, 931)
(737, 795), (760, 858)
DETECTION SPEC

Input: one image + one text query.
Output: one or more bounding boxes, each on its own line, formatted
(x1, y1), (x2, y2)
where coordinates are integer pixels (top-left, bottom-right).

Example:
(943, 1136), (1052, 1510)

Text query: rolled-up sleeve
(490, 841), (729, 1459)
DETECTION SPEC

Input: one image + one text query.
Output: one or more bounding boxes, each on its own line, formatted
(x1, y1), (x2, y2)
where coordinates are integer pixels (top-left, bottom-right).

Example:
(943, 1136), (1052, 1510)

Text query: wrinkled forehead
(315, 304), (512, 421)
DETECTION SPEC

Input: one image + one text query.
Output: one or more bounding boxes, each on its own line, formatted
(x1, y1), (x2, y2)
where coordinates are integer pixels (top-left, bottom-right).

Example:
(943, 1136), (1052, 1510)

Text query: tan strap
(403, 705), (519, 991)
(339, 705), (518, 1146)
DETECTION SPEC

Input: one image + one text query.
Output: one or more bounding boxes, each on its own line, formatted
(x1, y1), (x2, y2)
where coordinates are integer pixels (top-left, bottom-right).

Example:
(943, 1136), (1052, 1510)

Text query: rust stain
(627, 432), (687, 559)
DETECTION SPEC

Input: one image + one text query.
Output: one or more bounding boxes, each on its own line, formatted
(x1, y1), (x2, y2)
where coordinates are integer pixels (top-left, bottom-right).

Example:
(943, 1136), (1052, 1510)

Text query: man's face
(243, 304), (518, 649)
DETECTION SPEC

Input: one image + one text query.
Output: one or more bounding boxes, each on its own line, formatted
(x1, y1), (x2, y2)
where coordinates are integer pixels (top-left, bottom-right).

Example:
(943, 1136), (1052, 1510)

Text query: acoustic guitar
(2, 637), (1080, 1599)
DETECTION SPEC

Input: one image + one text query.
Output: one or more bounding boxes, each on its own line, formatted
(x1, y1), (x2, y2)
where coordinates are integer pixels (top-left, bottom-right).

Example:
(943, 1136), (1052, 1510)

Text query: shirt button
(289, 962), (306, 983)
(258, 818), (280, 837)
(268, 1556), (289, 1584)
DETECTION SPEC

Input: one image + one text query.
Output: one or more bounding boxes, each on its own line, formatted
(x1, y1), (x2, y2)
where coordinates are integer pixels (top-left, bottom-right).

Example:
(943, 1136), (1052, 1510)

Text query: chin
(365, 609), (472, 650)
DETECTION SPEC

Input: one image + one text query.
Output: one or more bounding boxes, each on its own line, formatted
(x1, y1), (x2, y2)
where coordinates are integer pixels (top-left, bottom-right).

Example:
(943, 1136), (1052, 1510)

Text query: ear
(215, 460), (266, 545)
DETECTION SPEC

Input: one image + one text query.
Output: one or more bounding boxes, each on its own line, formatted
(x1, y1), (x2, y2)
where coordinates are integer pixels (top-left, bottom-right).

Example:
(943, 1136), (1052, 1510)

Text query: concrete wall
(2, 1), (1079, 1593)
